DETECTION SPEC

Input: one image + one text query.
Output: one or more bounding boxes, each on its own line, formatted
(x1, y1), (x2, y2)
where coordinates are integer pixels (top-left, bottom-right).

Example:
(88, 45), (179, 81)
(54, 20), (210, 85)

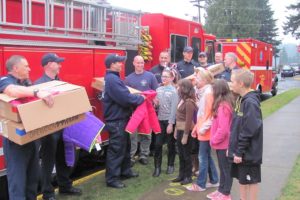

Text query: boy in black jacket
(228, 69), (263, 200)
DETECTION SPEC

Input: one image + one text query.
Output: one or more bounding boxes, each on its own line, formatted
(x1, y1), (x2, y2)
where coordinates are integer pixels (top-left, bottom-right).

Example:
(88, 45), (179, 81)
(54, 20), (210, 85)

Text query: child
(228, 69), (263, 200)
(188, 68), (219, 192)
(153, 69), (179, 177)
(207, 79), (234, 200)
(172, 79), (197, 185)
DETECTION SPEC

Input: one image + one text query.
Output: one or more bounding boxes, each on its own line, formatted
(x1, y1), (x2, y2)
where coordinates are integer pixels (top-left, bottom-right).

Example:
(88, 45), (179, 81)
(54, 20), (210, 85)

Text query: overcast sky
(108, 0), (299, 44)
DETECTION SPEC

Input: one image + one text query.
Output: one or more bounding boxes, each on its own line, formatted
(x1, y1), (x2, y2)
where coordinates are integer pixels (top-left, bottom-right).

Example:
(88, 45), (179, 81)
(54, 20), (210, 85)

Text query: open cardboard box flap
(91, 77), (141, 94)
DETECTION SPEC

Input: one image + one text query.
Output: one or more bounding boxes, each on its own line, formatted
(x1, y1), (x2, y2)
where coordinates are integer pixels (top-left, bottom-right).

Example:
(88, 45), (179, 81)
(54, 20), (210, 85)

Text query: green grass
(58, 88), (300, 200)
(261, 88), (300, 119)
(59, 152), (178, 200)
(277, 155), (300, 200)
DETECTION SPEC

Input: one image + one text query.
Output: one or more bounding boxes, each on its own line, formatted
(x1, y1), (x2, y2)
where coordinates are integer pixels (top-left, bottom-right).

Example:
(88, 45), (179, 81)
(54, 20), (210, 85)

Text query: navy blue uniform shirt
(0, 74), (31, 92)
(34, 73), (59, 85)
(103, 70), (144, 122)
(176, 60), (200, 78)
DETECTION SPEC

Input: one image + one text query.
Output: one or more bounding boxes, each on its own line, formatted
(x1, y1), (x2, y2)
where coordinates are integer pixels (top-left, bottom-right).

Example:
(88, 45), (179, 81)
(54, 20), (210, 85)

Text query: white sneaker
(206, 190), (221, 199)
(206, 182), (219, 188)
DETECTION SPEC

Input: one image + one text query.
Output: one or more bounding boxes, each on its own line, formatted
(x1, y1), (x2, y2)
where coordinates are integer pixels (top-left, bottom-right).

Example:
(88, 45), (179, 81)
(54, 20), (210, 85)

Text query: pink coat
(126, 90), (161, 135)
(210, 102), (233, 150)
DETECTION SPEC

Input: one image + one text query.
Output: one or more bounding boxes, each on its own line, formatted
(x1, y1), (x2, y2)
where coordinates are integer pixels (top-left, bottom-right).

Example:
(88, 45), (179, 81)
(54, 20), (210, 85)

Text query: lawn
(48, 88), (300, 200)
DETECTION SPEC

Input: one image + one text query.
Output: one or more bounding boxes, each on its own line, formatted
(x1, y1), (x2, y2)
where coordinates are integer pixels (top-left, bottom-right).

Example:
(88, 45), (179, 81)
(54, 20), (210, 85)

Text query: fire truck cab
(217, 38), (274, 94)
(141, 13), (216, 68)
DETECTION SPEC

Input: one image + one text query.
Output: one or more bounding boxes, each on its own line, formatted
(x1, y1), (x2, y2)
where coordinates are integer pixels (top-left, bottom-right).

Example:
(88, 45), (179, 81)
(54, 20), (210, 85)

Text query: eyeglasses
(161, 76), (171, 78)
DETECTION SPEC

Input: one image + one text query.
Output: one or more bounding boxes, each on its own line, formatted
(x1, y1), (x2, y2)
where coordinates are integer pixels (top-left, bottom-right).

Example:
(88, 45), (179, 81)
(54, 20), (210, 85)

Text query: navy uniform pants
(40, 130), (72, 199)
(4, 138), (39, 200)
(105, 120), (132, 184)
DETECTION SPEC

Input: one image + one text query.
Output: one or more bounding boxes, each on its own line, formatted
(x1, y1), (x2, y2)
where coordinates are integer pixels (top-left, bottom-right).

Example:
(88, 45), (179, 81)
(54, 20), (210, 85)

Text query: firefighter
(35, 53), (82, 200)
(176, 46), (200, 78)
(198, 52), (210, 69)
(125, 55), (159, 166)
(215, 52), (239, 81)
(214, 52), (223, 64)
(0, 55), (53, 200)
(103, 53), (144, 189)
(150, 51), (179, 84)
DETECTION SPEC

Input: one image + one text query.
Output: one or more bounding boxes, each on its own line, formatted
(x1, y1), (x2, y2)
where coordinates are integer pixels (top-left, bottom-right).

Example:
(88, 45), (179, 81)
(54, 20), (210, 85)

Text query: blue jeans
(197, 141), (219, 188)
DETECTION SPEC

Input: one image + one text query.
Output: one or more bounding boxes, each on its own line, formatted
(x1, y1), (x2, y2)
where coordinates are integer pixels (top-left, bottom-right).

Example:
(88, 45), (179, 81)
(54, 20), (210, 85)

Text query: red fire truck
(217, 38), (275, 94)
(141, 13), (216, 67)
(0, 0), (216, 197)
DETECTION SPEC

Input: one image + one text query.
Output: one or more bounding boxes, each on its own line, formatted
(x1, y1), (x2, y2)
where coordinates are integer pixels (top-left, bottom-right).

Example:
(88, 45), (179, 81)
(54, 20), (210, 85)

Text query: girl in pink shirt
(207, 79), (234, 200)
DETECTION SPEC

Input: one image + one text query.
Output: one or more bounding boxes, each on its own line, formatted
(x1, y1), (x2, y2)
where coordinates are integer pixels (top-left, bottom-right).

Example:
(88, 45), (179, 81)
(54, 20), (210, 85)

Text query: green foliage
(283, 2), (300, 39)
(204, 0), (281, 54)
(256, 0), (281, 56)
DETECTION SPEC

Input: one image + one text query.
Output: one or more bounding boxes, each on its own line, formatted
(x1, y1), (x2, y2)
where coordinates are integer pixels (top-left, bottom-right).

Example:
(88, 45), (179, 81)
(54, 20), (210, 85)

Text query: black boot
(166, 141), (176, 174)
(152, 152), (162, 177)
(152, 167), (161, 177)
(166, 165), (174, 174)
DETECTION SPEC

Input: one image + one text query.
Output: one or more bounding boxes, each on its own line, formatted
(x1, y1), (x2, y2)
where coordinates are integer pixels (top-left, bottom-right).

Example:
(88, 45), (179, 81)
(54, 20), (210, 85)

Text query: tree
(204, 0), (261, 38)
(283, 1), (300, 39)
(204, 0), (281, 56)
(256, 0), (281, 56)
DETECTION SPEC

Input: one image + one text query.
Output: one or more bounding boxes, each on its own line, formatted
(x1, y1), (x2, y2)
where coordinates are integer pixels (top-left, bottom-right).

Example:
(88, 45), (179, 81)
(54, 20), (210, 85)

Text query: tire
(271, 87), (277, 96)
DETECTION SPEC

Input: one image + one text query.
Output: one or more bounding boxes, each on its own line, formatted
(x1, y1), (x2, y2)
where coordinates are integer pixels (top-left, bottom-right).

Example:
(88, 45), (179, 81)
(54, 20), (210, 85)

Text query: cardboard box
(207, 63), (225, 76)
(0, 114), (85, 145)
(0, 81), (92, 132)
(185, 63), (226, 80)
(91, 77), (141, 94)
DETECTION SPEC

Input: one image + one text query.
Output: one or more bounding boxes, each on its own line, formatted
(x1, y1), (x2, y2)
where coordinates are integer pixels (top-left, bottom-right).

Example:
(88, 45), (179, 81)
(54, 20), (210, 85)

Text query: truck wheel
(271, 86), (277, 96)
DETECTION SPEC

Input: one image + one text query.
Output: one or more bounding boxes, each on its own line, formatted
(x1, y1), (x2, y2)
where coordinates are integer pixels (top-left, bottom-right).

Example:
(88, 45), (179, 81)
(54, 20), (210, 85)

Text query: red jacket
(126, 90), (161, 135)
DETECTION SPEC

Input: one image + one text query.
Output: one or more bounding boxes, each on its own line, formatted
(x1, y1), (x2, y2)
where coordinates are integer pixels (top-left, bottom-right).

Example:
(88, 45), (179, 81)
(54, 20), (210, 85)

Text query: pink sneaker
(206, 190), (221, 199)
(213, 193), (231, 200)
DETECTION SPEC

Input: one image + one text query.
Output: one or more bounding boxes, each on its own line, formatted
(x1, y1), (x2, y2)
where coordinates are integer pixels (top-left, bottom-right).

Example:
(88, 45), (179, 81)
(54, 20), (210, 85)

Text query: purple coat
(63, 112), (105, 167)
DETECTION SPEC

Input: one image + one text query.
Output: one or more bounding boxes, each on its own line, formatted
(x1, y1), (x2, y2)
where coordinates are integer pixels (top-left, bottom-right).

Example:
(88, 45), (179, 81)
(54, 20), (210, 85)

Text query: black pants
(154, 120), (176, 166)
(176, 130), (192, 179)
(40, 131), (73, 199)
(105, 120), (132, 184)
(216, 149), (233, 195)
(4, 138), (39, 200)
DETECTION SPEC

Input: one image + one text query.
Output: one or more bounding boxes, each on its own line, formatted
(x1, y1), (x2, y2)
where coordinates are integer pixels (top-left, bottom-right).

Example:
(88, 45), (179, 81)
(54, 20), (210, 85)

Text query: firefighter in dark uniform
(176, 46), (200, 78)
(102, 53), (145, 189)
(35, 53), (82, 200)
(0, 55), (53, 200)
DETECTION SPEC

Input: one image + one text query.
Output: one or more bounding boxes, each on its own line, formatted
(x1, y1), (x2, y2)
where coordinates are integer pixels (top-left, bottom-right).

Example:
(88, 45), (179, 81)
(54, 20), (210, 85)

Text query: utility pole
(190, 0), (205, 24)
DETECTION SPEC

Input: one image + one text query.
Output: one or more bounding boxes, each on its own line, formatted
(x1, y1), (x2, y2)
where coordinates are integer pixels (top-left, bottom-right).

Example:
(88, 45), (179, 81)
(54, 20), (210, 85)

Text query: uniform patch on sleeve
(0, 76), (8, 81)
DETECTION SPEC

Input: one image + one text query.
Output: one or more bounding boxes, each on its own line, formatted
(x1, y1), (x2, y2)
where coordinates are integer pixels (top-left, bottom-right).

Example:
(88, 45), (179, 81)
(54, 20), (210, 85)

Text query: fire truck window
(171, 35), (187, 63)
(217, 44), (222, 52)
(191, 37), (201, 61)
(205, 40), (215, 63)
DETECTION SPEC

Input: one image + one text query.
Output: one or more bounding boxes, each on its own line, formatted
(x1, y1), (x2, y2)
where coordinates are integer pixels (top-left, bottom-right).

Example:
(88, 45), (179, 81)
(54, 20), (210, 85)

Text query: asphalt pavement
(139, 96), (300, 200)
